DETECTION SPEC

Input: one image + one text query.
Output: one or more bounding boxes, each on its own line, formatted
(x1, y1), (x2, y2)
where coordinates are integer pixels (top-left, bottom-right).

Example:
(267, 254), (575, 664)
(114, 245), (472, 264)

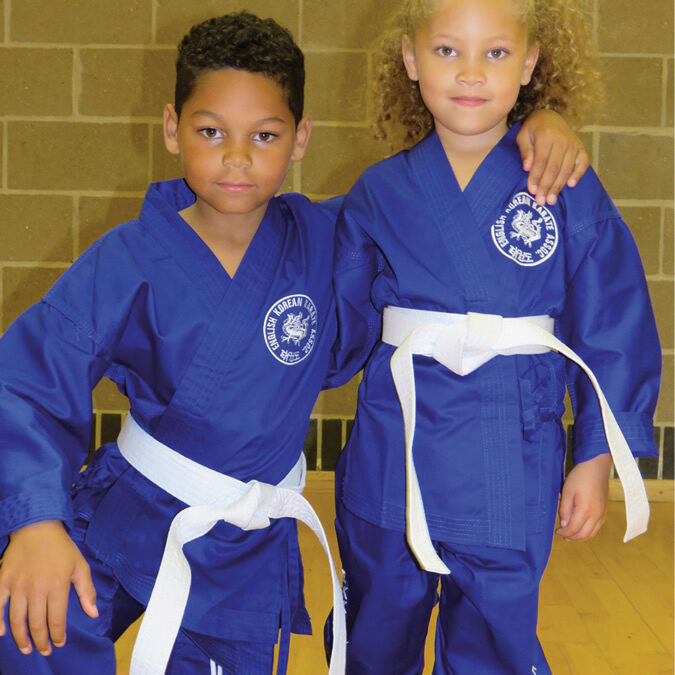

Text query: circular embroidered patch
(491, 191), (558, 267)
(263, 294), (318, 365)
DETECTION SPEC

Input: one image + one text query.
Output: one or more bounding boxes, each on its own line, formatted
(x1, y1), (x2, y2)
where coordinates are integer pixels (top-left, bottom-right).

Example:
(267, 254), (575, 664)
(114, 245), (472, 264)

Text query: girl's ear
(401, 35), (419, 82)
(163, 104), (181, 155)
(521, 42), (540, 86)
(291, 116), (313, 161)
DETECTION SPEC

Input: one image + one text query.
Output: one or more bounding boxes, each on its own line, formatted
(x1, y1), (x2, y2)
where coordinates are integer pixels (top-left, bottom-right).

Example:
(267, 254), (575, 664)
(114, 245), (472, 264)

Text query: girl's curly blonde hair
(374, 0), (602, 148)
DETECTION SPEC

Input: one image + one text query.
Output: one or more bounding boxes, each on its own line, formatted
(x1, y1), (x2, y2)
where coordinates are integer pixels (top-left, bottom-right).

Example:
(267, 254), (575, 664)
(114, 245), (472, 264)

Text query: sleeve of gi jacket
(0, 231), (137, 547)
(557, 210), (661, 464)
(323, 181), (384, 388)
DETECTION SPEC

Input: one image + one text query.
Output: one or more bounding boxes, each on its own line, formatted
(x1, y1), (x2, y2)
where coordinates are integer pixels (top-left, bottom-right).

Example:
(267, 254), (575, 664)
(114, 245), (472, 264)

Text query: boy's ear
(401, 35), (419, 82)
(291, 116), (313, 161)
(521, 42), (540, 86)
(163, 104), (181, 155)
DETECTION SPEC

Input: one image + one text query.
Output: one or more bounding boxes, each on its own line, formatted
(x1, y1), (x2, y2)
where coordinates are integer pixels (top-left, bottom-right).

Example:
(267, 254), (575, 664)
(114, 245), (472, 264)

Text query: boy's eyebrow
(189, 110), (288, 125)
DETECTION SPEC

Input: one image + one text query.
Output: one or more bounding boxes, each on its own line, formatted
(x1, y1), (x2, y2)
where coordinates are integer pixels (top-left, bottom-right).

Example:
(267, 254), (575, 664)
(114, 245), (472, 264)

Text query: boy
(0, 9), (587, 675)
(0, 12), (343, 674)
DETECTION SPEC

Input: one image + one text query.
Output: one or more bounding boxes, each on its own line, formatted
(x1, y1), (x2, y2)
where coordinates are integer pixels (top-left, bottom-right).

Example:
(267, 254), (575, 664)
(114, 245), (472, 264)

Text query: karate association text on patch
(491, 192), (558, 267)
(264, 294), (318, 365)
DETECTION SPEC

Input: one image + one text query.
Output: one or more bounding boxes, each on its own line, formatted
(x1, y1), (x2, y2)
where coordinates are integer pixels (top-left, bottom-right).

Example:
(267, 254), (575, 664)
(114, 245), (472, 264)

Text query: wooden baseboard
(609, 478), (674, 502)
(308, 473), (675, 502)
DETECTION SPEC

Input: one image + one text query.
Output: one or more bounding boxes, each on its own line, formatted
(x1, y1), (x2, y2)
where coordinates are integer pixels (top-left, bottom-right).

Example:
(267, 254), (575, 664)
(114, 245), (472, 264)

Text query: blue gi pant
(332, 498), (554, 675)
(0, 529), (275, 675)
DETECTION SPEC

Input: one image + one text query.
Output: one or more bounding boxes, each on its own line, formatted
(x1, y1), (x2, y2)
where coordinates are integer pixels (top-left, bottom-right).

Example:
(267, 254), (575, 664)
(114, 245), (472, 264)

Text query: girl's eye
(488, 48), (508, 59)
(254, 131), (277, 143)
(199, 127), (222, 139)
(436, 46), (456, 57)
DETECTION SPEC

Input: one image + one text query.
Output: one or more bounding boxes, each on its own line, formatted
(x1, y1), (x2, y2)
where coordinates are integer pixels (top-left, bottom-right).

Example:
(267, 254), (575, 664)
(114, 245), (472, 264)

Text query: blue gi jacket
(0, 179), (340, 643)
(332, 124), (661, 551)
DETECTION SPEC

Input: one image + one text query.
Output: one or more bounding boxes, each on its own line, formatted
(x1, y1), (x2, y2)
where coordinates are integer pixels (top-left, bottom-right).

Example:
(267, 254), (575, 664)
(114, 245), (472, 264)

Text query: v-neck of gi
(408, 125), (523, 311)
(462, 123), (524, 224)
(142, 179), (286, 311)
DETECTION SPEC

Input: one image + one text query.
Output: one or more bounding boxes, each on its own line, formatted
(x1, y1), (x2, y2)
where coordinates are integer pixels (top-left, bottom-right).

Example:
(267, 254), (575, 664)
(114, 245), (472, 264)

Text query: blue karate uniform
(329, 124), (660, 674)
(0, 179), (340, 674)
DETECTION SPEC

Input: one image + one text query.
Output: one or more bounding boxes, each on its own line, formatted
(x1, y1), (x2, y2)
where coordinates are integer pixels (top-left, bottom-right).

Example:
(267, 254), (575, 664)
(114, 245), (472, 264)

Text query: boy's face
(163, 68), (310, 226)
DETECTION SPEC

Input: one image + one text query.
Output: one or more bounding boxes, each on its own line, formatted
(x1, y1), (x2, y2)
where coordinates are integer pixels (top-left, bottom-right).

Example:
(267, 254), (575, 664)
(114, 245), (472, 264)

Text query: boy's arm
(324, 189), (383, 389)
(517, 109), (589, 206)
(0, 521), (98, 655)
(0, 246), (128, 652)
(556, 453), (611, 540)
(0, 303), (108, 654)
(0, 302), (109, 537)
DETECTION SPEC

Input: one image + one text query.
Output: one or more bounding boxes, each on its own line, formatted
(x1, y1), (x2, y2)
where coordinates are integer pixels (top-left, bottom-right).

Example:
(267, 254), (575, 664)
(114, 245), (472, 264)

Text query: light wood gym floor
(115, 476), (674, 674)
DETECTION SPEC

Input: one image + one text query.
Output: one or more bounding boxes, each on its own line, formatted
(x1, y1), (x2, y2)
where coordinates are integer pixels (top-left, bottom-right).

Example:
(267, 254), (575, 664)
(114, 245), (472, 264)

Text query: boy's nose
(222, 141), (252, 168)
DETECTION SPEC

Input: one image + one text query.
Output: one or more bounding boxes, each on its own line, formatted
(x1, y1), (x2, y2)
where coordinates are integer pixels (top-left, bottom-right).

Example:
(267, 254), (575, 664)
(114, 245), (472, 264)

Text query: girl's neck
(436, 120), (509, 191)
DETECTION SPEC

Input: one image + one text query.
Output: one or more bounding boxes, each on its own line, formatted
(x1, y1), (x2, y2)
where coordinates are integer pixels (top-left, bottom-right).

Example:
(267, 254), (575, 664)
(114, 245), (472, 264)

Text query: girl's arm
(556, 453), (611, 540)
(556, 174), (660, 540)
(517, 109), (589, 206)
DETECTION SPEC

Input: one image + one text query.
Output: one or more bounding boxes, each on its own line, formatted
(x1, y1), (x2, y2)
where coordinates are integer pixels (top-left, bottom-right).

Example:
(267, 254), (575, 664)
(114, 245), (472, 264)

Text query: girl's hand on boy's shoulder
(517, 109), (589, 207)
(556, 453), (611, 541)
(0, 520), (98, 656)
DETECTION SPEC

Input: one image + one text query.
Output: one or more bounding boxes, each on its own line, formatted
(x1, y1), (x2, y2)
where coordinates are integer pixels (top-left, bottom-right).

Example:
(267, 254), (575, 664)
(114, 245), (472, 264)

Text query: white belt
(117, 414), (346, 675)
(382, 306), (649, 574)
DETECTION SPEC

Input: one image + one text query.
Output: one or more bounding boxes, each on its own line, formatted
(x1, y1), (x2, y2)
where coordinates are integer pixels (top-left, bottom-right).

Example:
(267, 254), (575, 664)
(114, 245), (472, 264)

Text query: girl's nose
(456, 58), (486, 86)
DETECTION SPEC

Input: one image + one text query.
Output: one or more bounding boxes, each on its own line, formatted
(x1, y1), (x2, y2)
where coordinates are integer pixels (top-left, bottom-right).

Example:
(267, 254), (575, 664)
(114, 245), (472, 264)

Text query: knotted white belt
(382, 306), (649, 575)
(117, 414), (346, 675)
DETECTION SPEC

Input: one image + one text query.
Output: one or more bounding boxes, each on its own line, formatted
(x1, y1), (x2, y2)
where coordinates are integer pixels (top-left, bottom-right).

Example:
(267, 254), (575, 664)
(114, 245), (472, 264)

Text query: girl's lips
(451, 97), (488, 107)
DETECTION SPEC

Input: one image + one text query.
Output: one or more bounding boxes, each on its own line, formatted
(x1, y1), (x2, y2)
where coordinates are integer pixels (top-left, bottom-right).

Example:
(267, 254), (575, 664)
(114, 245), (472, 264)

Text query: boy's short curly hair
(374, 0), (601, 148)
(175, 12), (305, 124)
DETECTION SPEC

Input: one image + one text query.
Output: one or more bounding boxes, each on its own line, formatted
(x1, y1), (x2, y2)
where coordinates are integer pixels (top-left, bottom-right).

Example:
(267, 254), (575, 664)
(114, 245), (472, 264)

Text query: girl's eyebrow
(430, 32), (516, 41)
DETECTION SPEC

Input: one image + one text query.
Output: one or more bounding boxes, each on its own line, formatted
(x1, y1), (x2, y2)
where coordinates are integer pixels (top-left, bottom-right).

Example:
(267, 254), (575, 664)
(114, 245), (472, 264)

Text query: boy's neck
(179, 199), (269, 278)
(436, 122), (509, 191)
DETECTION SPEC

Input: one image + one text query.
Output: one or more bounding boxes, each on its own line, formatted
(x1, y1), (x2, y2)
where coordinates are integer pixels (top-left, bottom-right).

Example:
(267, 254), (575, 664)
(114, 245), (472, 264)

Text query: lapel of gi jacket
(409, 127), (525, 312)
(409, 130), (496, 312)
(154, 198), (287, 449)
(462, 124), (524, 229)
(409, 128), (529, 550)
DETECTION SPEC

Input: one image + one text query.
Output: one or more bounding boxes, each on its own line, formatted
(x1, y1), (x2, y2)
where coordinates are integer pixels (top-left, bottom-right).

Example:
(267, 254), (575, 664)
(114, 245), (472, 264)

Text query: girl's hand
(557, 453), (611, 541)
(517, 110), (589, 206)
(0, 520), (98, 656)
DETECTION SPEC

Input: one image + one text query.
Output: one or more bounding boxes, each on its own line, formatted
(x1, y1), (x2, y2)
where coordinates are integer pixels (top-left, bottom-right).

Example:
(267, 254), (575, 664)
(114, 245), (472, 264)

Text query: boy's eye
(436, 46), (456, 57)
(199, 127), (222, 139)
(487, 48), (508, 59)
(254, 131), (278, 143)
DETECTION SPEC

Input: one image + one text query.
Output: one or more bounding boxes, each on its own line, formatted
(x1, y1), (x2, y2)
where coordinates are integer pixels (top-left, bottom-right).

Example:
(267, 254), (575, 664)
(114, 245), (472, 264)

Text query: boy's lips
(216, 182), (254, 192)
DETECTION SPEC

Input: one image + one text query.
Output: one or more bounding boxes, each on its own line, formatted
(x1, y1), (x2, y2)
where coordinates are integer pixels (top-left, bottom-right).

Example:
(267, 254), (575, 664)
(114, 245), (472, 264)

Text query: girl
(330, 0), (660, 672)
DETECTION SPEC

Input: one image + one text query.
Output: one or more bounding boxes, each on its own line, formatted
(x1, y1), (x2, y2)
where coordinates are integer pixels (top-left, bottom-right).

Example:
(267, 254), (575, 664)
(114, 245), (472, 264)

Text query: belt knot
(465, 312), (503, 353)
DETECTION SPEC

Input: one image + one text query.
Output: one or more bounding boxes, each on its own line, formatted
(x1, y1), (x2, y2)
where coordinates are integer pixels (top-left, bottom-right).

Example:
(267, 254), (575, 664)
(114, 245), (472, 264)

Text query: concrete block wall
(0, 0), (672, 472)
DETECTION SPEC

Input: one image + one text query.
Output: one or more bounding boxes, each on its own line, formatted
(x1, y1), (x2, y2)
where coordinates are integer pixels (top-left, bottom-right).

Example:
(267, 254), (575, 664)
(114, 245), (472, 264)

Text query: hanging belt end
(622, 519), (649, 543)
(406, 535), (451, 575)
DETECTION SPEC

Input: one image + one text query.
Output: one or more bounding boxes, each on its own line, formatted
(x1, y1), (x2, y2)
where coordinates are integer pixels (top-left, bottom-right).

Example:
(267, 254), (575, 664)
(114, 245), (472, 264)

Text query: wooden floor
(115, 477), (674, 674)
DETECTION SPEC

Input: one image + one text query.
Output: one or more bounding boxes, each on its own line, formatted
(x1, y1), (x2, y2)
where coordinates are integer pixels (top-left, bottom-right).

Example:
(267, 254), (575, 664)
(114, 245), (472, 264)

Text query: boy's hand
(516, 109), (589, 206)
(557, 453), (611, 541)
(0, 520), (98, 656)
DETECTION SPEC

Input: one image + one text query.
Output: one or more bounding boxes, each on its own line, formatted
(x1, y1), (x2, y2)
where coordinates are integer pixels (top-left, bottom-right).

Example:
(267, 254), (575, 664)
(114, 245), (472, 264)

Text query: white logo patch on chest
(263, 294), (318, 365)
(491, 191), (558, 267)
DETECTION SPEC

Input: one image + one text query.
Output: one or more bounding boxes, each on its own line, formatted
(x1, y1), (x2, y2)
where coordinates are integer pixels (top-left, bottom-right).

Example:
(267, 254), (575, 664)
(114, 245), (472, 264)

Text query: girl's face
(402, 0), (539, 150)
